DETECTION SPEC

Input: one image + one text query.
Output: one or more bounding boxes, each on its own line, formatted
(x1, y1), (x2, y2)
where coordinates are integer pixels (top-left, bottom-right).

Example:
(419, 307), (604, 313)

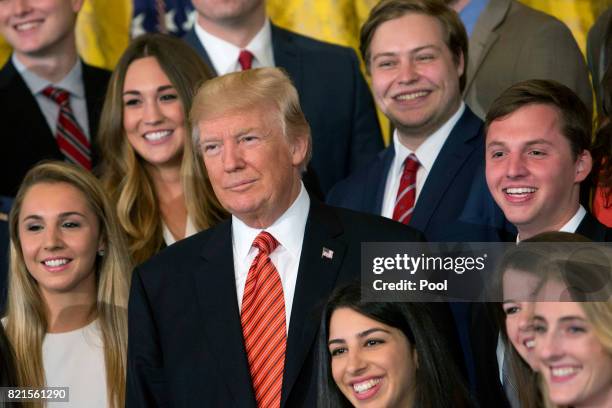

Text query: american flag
(131, 0), (196, 38)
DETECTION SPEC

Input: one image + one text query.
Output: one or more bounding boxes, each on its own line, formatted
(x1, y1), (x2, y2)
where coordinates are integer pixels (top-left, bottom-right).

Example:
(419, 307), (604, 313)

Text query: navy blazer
(0, 59), (110, 197)
(327, 106), (510, 242)
(183, 24), (383, 194)
(126, 200), (430, 407)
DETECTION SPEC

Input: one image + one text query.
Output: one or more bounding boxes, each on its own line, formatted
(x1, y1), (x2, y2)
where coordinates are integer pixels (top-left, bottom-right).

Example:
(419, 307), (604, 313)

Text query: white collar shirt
(194, 19), (275, 75)
(232, 182), (310, 331)
(516, 205), (587, 242)
(13, 55), (90, 140)
(381, 102), (465, 218)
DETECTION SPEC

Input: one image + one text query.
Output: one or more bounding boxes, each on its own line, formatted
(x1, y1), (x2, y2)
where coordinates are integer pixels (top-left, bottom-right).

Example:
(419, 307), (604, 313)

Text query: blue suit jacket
(327, 107), (511, 242)
(183, 24), (383, 194)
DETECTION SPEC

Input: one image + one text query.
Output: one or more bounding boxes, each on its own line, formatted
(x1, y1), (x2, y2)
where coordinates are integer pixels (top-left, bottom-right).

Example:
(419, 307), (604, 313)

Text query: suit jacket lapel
(0, 60), (55, 142)
(410, 108), (483, 233)
(282, 201), (346, 405)
(184, 28), (219, 75)
(464, 0), (510, 93)
(271, 24), (303, 93)
(372, 147), (395, 214)
(576, 211), (607, 242)
(193, 220), (257, 407)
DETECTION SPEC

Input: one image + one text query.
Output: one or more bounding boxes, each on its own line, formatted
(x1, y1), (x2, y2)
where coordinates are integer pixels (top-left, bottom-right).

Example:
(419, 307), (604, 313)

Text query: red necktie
(241, 232), (286, 408)
(238, 49), (254, 70)
(393, 154), (420, 224)
(42, 86), (92, 170)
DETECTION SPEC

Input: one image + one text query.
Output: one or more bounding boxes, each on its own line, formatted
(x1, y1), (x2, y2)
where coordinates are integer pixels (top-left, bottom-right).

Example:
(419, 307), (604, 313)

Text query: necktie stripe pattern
(393, 154), (420, 225)
(241, 231), (286, 408)
(42, 86), (92, 170)
(239, 49), (254, 70)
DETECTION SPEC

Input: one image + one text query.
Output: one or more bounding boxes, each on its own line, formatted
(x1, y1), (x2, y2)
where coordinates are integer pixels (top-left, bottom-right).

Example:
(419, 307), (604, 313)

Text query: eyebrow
(533, 315), (587, 323)
(328, 327), (391, 346)
(371, 45), (439, 61)
(122, 84), (175, 96)
(486, 139), (555, 149)
(22, 212), (86, 222)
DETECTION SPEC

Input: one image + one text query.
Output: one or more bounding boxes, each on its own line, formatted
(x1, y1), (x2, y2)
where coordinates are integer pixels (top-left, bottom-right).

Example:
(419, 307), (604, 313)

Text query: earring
(97, 249), (106, 257)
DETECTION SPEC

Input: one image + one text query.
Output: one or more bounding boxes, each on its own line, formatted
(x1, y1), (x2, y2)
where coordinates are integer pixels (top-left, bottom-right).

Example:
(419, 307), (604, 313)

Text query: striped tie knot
(253, 231), (279, 255)
(403, 154), (420, 175)
(42, 86), (70, 106)
(238, 49), (254, 70)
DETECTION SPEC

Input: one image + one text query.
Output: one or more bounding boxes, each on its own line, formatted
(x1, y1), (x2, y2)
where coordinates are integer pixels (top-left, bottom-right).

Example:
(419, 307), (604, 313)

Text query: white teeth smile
(524, 339), (535, 349)
(15, 22), (42, 31)
(353, 378), (380, 393)
(505, 187), (537, 194)
(144, 130), (171, 141)
(551, 367), (580, 377)
(395, 91), (428, 101)
(44, 259), (69, 267)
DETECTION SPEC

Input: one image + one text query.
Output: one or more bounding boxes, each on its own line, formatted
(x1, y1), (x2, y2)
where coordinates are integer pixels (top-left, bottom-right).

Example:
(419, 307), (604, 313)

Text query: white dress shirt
(381, 103), (466, 219)
(515, 205), (587, 242)
(231, 183), (310, 331)
(194, 19), (275, 75)
(12, 54), (91, 140)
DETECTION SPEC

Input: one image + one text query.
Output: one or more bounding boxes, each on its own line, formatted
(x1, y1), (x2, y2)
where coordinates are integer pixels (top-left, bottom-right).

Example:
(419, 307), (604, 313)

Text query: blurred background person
(532, 254), (612, 408)
(0, 0), (110, 198)
(184, 0), (384, 195)
(318, 283), (473, 408)
(445, 0), (592, 119)
(3, 161), (132, 408)
(99, 33), (227, 264)
(589, 28), (612, 227)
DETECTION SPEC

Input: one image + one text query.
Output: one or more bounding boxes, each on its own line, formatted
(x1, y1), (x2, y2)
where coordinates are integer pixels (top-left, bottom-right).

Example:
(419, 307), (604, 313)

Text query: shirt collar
(194, 19), (274, 75)
(12, 54), (84, 98)
(391, 102), (465, 176)
(459, 0), (490, 36)
(232, 182), (310, 261)
(516, 205), (587, 242)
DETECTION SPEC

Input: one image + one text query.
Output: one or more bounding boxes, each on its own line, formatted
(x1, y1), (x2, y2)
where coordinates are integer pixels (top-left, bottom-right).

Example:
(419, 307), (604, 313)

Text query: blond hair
(5, 161), (132, 408)
(190, 67), (312, 172)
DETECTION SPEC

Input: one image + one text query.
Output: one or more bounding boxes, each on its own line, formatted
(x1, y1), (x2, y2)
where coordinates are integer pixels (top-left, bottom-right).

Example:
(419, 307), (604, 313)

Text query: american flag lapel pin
(322, 247), (334, 260)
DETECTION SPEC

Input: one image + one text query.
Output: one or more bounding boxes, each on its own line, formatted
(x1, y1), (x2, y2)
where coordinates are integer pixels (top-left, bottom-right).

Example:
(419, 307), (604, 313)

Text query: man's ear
(72, 0), (85, 13)
(574, 149), (593, 183)
(290, 133), (309, 167)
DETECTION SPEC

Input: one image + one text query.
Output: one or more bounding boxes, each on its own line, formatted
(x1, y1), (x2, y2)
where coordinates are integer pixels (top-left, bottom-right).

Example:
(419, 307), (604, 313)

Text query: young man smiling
(0, 0), (110, 197)
(328, 0), (507, 242)
(485, 79), (611, 242)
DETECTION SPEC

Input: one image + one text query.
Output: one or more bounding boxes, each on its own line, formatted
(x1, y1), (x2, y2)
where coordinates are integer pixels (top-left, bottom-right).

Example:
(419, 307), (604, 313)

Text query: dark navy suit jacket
(183, 24), (383, 194)
(0, 59), (110, 197)
(125, 201), (428, 407)
(327, 106), (510, 242)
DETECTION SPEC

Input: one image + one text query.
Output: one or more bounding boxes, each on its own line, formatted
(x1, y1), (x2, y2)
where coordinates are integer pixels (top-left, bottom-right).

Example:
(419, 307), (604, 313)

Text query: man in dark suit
(477, 81), (611, 406)
(485, 79), (612, 243)
(126, 67), (424, 407)
(0, 0), (110, 197)
(327, 0), (508, 243)
(183, 0), (383, 195)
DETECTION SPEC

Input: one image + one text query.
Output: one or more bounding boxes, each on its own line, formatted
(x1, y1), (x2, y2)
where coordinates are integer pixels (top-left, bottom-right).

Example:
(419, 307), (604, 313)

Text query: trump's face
(197, 105), (307, 228)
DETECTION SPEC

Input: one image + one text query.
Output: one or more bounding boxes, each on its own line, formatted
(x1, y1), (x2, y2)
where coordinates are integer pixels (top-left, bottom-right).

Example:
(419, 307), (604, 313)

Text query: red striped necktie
(42, 86), (92, 170)
(239, 49), (254, 70)
(241, 231), (286, 408)
(393, 154), (420, 224)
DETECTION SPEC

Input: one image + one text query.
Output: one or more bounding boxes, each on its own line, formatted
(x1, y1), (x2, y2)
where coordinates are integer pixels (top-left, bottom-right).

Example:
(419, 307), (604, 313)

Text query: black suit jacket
(126, 200), (425, 407)
(183, 24), (383, 194)
(0, 59), (110, 196)
(328, 107), (512, 242)
(576, 210), (612, 241)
